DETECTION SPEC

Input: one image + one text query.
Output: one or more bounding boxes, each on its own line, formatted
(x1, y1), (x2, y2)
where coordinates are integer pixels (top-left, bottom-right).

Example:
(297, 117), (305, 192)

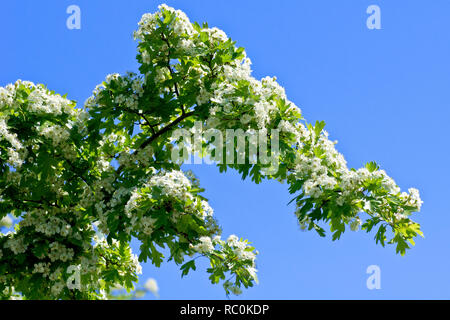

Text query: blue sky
(1, 0), (449, 299)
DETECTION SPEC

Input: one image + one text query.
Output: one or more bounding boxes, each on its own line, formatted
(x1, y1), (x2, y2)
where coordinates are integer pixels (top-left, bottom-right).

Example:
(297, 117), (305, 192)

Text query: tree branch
(116, 111), (195, 174)
(139, 111), (195, 150)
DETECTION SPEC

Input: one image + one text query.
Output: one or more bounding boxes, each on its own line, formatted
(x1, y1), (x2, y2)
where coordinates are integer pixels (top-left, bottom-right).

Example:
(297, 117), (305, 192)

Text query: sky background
(1, 0), (449, 299)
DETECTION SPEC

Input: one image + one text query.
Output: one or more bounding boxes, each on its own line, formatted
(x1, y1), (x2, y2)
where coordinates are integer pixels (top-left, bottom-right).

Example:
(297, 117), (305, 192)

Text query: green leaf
(365, 161), (379, 172)
(374, 225), (387, 247)
(314, 120), (326, 137)
(180, 260), (196, 277)
(393, 233), (410, 256)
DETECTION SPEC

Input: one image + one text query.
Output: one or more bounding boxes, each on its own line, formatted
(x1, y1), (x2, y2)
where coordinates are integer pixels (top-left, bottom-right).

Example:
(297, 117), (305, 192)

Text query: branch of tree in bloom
(0, 4), (423, 300)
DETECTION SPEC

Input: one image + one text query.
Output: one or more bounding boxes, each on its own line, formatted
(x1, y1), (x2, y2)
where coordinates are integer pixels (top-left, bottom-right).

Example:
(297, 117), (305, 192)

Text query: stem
(116, 111), (195, 174)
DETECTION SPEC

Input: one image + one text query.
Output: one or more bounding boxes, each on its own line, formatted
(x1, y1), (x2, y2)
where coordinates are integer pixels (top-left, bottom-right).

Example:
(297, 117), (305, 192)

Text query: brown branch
(161, 34), (180, 99)
(139, 111), (194, 150)
(116, 111), (195, 174)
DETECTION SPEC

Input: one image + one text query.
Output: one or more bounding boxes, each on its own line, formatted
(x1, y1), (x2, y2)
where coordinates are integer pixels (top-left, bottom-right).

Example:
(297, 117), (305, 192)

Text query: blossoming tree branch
(0, 5), (423, 299)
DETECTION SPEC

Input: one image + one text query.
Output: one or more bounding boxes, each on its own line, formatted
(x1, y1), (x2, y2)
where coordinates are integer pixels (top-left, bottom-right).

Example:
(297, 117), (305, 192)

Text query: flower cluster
(0, 80), (143, 300)
(129, 4), (422, 255)
(187, 234), (259, 295)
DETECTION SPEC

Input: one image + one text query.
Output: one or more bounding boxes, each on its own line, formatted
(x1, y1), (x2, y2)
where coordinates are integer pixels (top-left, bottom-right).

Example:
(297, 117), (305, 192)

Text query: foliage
(0, 4), (423, 299)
